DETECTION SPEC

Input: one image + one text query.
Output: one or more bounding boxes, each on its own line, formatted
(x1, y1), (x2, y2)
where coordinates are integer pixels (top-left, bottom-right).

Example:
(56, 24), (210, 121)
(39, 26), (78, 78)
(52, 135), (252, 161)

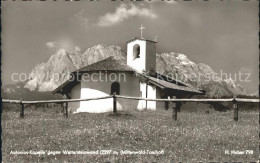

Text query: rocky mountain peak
(156, 52), (247, 97)
(17, 44), (248, 97)
(24, 45), (126, 92)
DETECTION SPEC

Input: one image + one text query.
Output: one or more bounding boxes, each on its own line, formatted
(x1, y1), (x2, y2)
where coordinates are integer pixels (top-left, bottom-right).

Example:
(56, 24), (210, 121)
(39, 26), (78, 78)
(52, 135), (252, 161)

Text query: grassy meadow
(2, 104), (259, 162)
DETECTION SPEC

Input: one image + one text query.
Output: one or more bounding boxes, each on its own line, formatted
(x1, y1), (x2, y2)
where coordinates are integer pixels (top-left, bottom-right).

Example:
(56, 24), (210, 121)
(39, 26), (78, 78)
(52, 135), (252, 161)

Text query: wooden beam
(236, 98), (259, 103)
(2, 96), (113, 104)
(115, 96), (235, 102)
(2, 96), (259, 104)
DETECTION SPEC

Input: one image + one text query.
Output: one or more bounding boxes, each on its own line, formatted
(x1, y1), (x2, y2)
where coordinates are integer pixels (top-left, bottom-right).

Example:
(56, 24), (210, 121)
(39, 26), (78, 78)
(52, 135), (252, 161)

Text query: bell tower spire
(126, 26), (157, 73)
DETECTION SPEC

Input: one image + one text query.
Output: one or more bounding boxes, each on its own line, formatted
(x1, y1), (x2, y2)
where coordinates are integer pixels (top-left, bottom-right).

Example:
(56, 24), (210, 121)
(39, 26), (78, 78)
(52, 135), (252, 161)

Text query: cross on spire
(139, 24), (145, 39)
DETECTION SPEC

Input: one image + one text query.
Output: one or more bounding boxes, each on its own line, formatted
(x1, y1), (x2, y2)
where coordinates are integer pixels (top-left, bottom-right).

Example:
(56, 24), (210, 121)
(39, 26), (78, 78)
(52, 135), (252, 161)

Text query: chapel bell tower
(127, 25), (157, 73)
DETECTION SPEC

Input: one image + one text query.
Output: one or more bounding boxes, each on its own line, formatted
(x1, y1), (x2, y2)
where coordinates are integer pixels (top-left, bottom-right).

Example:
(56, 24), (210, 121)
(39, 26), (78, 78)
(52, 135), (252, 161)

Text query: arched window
(111, 82), (120, 95)
(133, 44), (140, 59)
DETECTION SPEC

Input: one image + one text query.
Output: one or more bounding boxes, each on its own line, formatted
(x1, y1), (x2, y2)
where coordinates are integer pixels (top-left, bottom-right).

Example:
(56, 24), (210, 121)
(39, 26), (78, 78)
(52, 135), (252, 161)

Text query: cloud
(46, 41), (59, 49)
(71, 4), (158, 28)
(96, 4), (157, 27)
(46, 39), (79, 53)
(148, 0), (177, 4)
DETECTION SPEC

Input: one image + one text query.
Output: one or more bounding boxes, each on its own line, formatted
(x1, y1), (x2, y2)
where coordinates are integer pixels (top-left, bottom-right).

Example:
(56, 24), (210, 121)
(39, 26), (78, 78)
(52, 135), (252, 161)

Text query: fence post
(65, 102), (68, 118)
(172, 103), (177, 121)
(233, 98), (238, 121)
(172, 97), (177, 120)
(20, 99), (24, 118)
(113, 93), (117, 114)
(177, 101), (181, 113)
(62, 103), (65, 117)
(165, 96), (170, 110)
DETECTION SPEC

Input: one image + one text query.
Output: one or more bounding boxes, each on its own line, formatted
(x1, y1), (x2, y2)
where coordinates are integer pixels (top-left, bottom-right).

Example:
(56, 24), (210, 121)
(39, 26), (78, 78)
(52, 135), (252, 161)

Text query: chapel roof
(147, 76), (202, 94)
(74, 56), (134, 72)
(127, 37), (157, 44)
(52, 56), (203, 95)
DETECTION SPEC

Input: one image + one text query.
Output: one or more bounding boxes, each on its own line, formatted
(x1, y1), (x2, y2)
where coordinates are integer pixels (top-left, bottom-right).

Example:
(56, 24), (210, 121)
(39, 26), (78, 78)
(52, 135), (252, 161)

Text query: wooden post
(233, 99), (238, 121)
(113, 93), (117, 114)
(177, 101), (181, 113)
(62, 103), (65, 116)
(165, 96), (170, 110)
(20, 99), (24, 118)
(145, 84), (148, 110)
(172, 96), (177, 120)
(65, 102), (68, 118)
(196, 102), (198, 113)
(172, 103), (177, 121)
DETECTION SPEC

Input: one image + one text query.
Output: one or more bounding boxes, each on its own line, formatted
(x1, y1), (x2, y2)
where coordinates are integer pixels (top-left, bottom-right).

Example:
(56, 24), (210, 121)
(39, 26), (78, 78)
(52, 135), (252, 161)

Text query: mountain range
(2, 44), (249, 100)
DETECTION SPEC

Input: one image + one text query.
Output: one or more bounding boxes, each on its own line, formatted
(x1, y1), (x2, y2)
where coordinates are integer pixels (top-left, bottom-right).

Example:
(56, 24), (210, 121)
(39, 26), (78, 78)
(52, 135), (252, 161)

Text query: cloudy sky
(2, 0), (258, 93)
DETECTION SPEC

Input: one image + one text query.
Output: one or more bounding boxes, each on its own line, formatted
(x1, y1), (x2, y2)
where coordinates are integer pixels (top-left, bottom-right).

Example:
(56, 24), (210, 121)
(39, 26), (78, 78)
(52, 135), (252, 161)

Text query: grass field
(2, 105), (259, 162)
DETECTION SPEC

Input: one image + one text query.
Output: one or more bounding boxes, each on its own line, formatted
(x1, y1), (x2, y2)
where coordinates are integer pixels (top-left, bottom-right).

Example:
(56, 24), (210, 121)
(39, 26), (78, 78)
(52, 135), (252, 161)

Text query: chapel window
(133, 44), (140, 59)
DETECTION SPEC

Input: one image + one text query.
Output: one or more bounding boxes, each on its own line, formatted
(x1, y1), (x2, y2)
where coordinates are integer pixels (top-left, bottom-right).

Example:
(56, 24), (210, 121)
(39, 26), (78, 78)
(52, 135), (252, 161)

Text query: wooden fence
(2, 95), (259, 121)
